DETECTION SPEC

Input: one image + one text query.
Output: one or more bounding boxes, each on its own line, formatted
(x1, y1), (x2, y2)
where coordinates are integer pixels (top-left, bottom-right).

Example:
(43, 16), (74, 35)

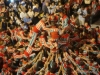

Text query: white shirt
(27, 11), (34, 18)
(33, 5), (36, 10)
(16, 19), (21, 25)
(83, 8), (88, 17)
(48, 5), (56, 14)
(77, 8), (84, 19)
(20, 12), (28, 19)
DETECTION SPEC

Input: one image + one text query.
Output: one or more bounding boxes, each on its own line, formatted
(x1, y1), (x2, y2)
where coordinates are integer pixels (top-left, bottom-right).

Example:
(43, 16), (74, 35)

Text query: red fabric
(33, 70), (36, 73)
(15, 28), (19, 32)
(39, 42), (42, 46)
(62, 15), (67, 20)
(64, 63), (67, 68)
(98, 72), (100, 75)
(0, 45), (4, 49)
(17, 31), (24, 36)
(50, 27), (59, 39)
(8, 67), (12, 71)
(61, 34), (69, 38)
(24, 51), (29, 57)
(40, 35), (45, 38)
(39, 35), (45, 46)
(49, 15), (53, 21)
(90, 63), (92, 66)
(51, 31), (59, 39)
(65, 3), (70, 10)
(20, 42), (25, 45)
(54, 15), (58, 21)
(32, 26), (39, 33)
(91, 42), (96, 45)
(12, 29), (15, 33)
(22, 72), (25, 75)
(75, 50), (79, 55)
(92, 1), (96, 5)
(51, 48), (57, 52)
(97, 5), (100, 10)
(97, 29), (100, 33)
(8, 60), (11, 63)
(47, 72), (55, 75)
(0, 52), (4, 57)
(76, 60), (80, 64)
(74, 0), (82, 4)
(69, 19), (76, 26)
(65, 43), (69, 46)
(81, 65), (84, 68)
(85, 25), (90, 30)
(3, 64), (8, 68)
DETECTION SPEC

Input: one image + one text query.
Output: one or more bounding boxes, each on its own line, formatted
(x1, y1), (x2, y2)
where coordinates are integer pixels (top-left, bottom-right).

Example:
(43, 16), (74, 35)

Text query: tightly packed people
(0, 0), (100, 75)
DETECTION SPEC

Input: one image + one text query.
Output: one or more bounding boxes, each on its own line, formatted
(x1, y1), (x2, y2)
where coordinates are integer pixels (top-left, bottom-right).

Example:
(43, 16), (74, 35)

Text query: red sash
(24, 51), (29, 57)
(32, 26), (39, 33)
(47, 72), (55, 75)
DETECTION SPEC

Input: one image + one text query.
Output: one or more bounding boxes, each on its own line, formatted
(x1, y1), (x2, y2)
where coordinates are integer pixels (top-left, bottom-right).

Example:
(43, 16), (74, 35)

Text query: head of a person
(58, 2), (61, 5)
(36, 3), (39, 8)
(81, 6), (84, 10)
(56, 6), (59, 9)
(9, 19), (13, 24)
(42, 16), (47, 21)
(45, 2), (49, 6)
(41, 31), (45, 35)
(59, 12), (63, 17)
(0, 12), (4, 17)
(45, 13), (49, 18)
(71, 15), (75, 19)
(21, 21), (25, 26)
(84, 22), (88, 27)
(29, 8), (32, 11)
(95, 26), (99, 31)
(51, 2), (55, 6)
(1, 18), (5, 22)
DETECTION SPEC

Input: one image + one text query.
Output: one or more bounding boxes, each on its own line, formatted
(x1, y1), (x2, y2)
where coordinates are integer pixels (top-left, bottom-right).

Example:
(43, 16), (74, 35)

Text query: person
(47, 25), (59, 42)
(33, 3), (41, 13)
(77, 6), (85, 25)
(1, 18), (7, 31)
(42, 1), (49, 15)
(28, 17), (48, 46)
(16, 26), (28, 42)
(27, 8), (34, 19)
(59, 12), (69, 29)
(39, 31), (49, 48)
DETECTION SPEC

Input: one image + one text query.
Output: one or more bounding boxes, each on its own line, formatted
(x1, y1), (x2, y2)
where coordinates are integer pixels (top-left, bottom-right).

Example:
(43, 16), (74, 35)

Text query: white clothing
(20, 12), (28, 19)
(27, 11), (34, 18)
(48, 5), (56, 14)
(77, 8), (85, 25)
(33, 6), (36, 10)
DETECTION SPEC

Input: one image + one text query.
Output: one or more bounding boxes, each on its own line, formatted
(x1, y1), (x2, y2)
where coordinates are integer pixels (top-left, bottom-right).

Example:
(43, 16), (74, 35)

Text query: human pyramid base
(0, 0), (100, 75)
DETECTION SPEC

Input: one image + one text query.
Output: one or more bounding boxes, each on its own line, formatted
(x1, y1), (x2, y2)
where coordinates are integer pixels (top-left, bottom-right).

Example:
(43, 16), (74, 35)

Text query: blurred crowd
(0, 0), (100, 75)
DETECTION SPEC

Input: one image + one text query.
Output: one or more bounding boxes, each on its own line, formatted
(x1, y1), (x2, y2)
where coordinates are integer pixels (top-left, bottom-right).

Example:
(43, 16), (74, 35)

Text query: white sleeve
(20, 13), (23, 19)
(77, 9), (81, 14)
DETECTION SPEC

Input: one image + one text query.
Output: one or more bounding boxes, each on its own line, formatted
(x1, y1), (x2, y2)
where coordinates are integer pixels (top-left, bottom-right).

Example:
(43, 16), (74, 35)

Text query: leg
(29, 32), (37, 46)
(25, 32), (38, 54)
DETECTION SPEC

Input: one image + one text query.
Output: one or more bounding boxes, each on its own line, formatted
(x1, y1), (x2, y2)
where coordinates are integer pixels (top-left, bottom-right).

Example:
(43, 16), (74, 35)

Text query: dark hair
(66, 67), (73, 75)
(35, 61), (44, 71)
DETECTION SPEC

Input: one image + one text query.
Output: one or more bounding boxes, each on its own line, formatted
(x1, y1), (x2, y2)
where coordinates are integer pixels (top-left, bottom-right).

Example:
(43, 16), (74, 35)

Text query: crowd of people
(0, 0), (100, 75)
